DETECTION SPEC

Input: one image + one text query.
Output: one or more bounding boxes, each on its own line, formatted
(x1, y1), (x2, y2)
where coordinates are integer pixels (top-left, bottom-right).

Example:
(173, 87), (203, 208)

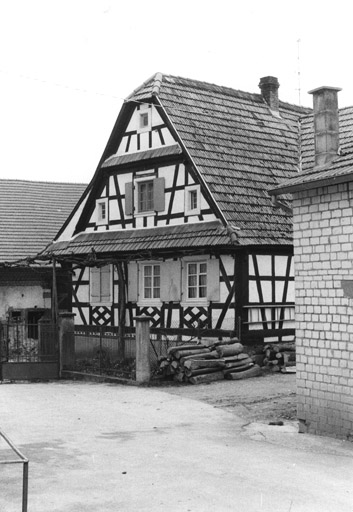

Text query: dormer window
(137, 110), (151, 133)
(96, 198), (108, 225)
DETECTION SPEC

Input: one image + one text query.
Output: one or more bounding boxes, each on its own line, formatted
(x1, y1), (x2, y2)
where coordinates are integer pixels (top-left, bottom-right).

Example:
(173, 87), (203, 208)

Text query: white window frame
(134, 176), (156, 216)
(181, 256), (209, 306)
(96, 198), (108, 225)
(138, 261), (162, 305)
(185, 184), (201, 216)
(187, 261), (207, 300)
(89, 265), (112, 306)
(137, 109), (151, 133)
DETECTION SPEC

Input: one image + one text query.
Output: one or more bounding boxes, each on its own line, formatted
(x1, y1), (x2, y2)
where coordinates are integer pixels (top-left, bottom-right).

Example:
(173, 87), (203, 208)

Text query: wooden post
(52, 257), (59, 326)
(58, 313), (75, 376)
(134, 315), (152, 383)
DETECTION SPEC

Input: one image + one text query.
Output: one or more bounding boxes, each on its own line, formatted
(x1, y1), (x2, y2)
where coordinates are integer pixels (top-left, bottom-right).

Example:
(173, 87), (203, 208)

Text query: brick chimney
(308, 86), (342, 166)
(259, 76), (280, 113)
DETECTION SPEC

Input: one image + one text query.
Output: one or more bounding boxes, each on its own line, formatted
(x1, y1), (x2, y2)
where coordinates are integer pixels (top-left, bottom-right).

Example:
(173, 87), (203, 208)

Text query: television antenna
(297, 38), (301, 106)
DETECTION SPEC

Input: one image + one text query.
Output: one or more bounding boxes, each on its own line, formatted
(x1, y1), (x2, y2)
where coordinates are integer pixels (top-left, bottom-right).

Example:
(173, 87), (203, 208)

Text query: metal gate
(0, 318), (59, 381)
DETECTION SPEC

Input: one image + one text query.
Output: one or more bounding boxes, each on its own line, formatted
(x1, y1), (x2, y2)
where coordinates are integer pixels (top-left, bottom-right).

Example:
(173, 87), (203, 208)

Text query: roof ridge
(0, 178), (87, 186)
(127, 72), (312, 115)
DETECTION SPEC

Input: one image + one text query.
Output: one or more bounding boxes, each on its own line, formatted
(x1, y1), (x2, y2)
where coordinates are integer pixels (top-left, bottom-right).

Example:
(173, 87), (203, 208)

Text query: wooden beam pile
(158, 340), (261, 384)
(262, 342), (296, 372)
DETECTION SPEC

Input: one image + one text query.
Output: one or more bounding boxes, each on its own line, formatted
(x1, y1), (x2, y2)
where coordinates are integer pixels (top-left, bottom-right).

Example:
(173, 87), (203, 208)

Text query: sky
(1, 0), (353, 184)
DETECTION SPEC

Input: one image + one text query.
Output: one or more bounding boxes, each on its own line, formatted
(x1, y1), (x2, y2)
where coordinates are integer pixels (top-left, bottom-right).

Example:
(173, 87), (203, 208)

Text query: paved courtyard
(1, 380), (353, 511)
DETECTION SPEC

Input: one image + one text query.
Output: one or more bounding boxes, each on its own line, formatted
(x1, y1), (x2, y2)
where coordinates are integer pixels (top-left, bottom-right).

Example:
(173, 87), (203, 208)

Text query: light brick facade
(293, 182), (353, 440)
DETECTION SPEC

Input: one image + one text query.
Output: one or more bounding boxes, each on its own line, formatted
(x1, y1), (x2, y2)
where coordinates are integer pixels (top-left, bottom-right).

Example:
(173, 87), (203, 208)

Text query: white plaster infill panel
(116, 105), (175, 155)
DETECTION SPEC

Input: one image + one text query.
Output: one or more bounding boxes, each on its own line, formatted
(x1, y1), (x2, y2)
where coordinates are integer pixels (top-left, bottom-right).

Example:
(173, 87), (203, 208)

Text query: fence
(74, 326), (135, 378)
(0, 429), (29, 512)
(73, 323), (234, 379)
(0, 320), (58, 363)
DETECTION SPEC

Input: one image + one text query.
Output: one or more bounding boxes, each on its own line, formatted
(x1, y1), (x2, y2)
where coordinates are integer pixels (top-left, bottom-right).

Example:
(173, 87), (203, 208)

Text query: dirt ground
(160, 369), (297, 424)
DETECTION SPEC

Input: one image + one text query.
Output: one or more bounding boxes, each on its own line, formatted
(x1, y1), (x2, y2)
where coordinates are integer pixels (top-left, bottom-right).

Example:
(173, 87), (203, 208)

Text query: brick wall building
(272, 87), (353, 440)
(293, 183), (353, 439)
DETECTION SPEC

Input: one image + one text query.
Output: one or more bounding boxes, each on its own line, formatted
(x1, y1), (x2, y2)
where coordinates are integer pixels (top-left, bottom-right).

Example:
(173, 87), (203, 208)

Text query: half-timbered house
(44, 74), (311, 343)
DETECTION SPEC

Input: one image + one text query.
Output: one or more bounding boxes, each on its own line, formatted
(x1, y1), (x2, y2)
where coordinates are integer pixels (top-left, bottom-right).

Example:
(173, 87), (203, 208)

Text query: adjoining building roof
(271, 106), (353, 195)
(44, 221), (232, 258)
(126, 73), (312, 245)
(0, 180), (87, 263)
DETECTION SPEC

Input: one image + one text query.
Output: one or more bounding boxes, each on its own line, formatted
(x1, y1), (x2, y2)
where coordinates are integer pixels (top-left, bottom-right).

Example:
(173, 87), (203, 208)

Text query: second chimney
(259, 76), (280, 113)
(309, 86), (342, 167)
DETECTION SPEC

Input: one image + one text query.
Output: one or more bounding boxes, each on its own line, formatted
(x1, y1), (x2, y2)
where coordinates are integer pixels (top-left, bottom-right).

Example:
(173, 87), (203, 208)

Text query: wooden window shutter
(207, 259), (220, 301)
(153, 178), (165, 212)
(125, 182), (133, 215)
(160, 261), (181, 302)
(127, 261), (138, 302)
(90, 267), (101, 302)
(100, 265), (111, 302)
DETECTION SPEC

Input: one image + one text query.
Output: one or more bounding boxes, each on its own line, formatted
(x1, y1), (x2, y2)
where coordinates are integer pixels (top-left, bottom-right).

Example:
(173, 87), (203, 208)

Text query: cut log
(183, 359), (226, 371)
(211, 338), (239, 348)
(173, 348), (211, 360)
(224, 357), (253, 369)
(216, 343), (244, 357)
(167, 344), (205, 356)
(223, 362), (254, 375)
(185, 367), (226, 378)
(174, 371), (185, 383)
(170, 360), (179, 372)
(179, 352), (218, 363)
(223, 353), (249, 362)
(224, 365), (261, 380)
(189, 371), (224, 385)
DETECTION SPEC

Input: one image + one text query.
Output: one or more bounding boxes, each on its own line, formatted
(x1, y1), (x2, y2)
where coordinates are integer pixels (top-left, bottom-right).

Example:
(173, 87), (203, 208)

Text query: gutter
(270, 171), (353, 196)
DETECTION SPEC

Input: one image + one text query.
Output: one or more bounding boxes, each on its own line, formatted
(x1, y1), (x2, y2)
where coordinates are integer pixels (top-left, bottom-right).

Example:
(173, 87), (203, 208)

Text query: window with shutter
(181, 257), (220, 304)
(90, 265), (112, 304)
(129, 177), (165, 215)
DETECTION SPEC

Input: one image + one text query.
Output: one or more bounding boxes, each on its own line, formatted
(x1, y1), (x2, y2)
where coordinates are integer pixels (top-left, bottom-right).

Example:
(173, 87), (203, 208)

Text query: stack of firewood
(158, 339), (261, 384)
(262, 342), (296, 372)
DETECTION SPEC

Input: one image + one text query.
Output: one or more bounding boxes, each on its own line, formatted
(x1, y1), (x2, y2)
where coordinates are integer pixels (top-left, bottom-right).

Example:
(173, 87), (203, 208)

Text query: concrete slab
(0, 381), (352, 512)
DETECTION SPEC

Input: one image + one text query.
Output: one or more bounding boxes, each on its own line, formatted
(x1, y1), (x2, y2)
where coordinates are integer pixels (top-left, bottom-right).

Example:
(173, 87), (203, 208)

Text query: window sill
(134, 211), (156, 218)
(137, 300), (162, 307)
(181, 301), (209, 308)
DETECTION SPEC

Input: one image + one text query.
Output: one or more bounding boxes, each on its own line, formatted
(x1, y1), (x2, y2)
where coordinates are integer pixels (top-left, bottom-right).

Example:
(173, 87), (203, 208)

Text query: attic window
(96, 198), (108, 225)
(185, 185), (201, 216)
(137, 110), (151, 133)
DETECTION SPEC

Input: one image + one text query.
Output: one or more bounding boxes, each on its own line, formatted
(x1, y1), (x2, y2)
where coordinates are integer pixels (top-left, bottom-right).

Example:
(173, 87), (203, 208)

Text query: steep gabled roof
(271, 106), (353, 194)
(126, 73), (311, 245)
(0, 180), (86, 263)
